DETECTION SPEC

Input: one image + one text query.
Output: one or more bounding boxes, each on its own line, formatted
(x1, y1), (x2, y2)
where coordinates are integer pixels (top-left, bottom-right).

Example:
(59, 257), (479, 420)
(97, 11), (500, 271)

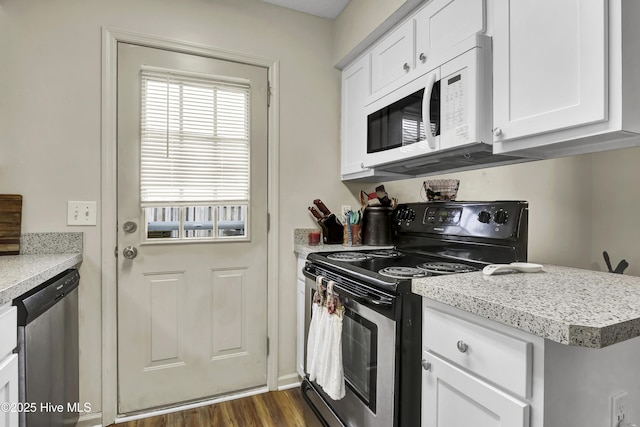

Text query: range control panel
(394, 201), (528, 240)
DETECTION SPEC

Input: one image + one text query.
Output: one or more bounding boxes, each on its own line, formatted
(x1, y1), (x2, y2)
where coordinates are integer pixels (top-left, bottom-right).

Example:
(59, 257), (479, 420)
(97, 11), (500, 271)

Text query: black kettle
(362, 207), (394, 246)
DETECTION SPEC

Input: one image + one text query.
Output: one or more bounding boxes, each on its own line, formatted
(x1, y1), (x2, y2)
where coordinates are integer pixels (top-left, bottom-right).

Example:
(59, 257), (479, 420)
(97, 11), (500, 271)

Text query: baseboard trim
(277, 373), (301, 391)
(77, 381), (301, 426)
(114, 386), (269, 424)
(77, 412), (103, 427)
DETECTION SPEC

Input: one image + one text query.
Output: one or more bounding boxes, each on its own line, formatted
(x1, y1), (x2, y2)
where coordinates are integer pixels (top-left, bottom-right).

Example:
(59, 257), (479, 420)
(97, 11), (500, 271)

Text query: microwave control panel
(442, 68), (468, 144)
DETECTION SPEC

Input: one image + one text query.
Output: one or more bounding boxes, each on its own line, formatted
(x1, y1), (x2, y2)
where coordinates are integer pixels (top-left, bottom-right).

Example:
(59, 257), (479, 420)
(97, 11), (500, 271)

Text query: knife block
(318, 214), (343, 244)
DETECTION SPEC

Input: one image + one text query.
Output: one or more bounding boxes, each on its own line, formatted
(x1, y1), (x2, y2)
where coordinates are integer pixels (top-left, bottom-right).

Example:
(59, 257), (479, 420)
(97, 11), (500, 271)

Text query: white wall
(591, 147), (640, 276)
(345, 154), (595, 269)
(332, 0), (408, 65)
(0, 0), (356, 416)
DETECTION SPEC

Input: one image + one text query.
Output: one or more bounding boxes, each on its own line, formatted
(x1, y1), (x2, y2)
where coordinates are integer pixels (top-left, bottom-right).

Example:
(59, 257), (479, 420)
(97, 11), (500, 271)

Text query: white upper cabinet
(370, 19), (414, 96)
(492, 0), (640, 157)
(341, 55), (371, 177)
(369, 0), (486, 104)
(493, 0), (606, 141)
(415, 0), (486, 74)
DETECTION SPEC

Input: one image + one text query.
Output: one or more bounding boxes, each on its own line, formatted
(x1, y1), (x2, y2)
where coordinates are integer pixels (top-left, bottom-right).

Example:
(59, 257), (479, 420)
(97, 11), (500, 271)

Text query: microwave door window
(401, 105), (424, 145)
(367, 88), (426, 154)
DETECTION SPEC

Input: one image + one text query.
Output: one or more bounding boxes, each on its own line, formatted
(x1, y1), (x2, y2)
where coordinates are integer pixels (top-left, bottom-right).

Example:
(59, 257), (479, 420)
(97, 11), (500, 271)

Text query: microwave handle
(422, 72), (437, 150)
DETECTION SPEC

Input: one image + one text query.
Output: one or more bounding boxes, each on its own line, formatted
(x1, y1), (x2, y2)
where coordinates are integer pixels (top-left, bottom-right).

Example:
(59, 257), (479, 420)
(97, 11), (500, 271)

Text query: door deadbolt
(123, 221), (138, 233)
(123, 246), (138, 260)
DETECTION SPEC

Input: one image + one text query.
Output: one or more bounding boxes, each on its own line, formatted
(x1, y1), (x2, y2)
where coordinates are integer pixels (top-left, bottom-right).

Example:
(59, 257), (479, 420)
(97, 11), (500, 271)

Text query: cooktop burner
(368, 249), (403, 258)
(326, 252), (370, 262)
(378, 266), (427, 279)
(417, 262), (479, 275)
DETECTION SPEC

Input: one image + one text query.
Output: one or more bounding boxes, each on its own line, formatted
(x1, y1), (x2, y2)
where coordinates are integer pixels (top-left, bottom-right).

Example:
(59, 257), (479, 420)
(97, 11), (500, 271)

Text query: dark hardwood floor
(111, 388), (305, 427)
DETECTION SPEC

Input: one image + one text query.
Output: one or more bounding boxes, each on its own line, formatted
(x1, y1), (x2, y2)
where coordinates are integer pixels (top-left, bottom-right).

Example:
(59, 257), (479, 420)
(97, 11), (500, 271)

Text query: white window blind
(140, 69), (250, 205)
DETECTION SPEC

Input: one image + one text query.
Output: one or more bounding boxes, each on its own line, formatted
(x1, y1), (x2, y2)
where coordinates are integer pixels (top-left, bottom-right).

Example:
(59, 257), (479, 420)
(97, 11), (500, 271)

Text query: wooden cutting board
(0, 195), (22, 255)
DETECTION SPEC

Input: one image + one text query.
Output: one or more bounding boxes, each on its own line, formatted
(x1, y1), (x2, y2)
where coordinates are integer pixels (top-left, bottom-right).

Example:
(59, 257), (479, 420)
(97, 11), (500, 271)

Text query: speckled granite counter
(293, 227), (392, 258)
(413, 264), (640, 349)
(0, 232), (83, 304)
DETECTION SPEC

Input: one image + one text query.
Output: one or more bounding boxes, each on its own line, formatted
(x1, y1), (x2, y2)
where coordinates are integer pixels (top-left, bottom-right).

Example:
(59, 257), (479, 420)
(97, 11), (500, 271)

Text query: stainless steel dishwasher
(13, 269), (80, 427)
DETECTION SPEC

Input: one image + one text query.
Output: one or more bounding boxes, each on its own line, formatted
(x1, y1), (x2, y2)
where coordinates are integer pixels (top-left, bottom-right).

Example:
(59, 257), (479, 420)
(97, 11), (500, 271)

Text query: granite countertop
(294, 243), (394, 258)
(0, 232), (83, 304)
(293, 228), (392, 258)
(413, 264), (640, 349)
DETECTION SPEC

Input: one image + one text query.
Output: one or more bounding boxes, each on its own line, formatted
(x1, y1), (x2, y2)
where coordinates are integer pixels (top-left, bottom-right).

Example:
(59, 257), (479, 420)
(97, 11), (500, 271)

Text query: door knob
(493, 127), (503, 137)
(403, 62), (410, 71)
(456, 340), (468, 353)
(421, 360), (432, 371)
(123, 246), (138, 260)
(123, 221), (138, 233)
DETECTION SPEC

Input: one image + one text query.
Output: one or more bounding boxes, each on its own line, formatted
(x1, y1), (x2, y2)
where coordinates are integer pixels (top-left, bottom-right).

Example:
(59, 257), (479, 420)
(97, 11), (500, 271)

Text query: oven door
(303, 273), (397, 427)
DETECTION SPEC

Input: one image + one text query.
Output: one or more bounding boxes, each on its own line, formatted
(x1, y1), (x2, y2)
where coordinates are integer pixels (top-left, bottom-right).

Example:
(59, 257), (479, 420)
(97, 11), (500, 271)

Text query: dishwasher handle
(13, 269), (80, 326)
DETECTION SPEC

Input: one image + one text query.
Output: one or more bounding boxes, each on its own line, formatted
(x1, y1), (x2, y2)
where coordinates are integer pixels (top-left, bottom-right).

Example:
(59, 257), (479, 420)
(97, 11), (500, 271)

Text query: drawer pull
(456, 340), (468, 353)
(421, 360), (432, 372)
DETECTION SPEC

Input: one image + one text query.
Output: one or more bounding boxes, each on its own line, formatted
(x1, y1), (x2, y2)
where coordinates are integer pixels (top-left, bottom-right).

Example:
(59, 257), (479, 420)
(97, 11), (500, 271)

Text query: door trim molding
(100, 26), (280, 425)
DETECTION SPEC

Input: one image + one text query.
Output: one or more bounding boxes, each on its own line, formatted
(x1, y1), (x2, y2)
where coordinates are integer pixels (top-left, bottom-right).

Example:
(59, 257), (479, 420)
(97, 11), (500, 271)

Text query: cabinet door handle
(403, 62), (410, 71)
(493, 127), (503, 137)
(456, 340), (468, 353)
(419, 53), (426, 62)
(421, 360), (432, 371)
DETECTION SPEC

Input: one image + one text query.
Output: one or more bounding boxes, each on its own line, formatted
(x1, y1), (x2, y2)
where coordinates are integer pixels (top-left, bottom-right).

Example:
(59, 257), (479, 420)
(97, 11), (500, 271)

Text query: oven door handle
(304, 266), (393, 308)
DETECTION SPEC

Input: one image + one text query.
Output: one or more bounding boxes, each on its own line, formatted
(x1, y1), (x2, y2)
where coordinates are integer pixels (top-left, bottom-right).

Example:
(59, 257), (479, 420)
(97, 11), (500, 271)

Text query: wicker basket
(423, 179), (460, 201)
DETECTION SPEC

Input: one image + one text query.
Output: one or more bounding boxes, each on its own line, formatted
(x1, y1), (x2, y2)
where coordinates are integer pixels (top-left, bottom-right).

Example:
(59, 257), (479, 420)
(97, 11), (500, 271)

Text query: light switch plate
(67, 201), (97, 226)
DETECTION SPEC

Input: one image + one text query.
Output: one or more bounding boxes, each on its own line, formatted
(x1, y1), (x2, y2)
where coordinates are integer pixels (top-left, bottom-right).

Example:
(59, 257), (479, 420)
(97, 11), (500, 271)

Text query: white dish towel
(306, 277), (345, 400)
(306, 276), (325, 382)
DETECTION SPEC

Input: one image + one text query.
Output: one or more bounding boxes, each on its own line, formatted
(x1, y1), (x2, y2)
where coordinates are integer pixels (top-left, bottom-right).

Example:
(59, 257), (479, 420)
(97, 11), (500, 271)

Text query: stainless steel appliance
(301, 201), (529, 427)
(14, 269), (80, 427)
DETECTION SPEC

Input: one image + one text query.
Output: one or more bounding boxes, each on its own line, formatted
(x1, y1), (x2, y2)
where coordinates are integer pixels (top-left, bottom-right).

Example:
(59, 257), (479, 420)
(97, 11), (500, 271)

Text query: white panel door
(117, 43), (269, 414)
(422, 352), (530, 427)
(493, 0), (607, 142)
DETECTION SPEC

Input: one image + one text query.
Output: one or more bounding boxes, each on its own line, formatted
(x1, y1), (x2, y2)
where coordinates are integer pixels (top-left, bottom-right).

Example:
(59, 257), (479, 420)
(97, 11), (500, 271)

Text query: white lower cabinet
(422, 351), (529, 427)
(0, 305), (18, 427)
(296, 256), (306, 378)
(422, 305), (532, 427)
(422, 300), (640, 427)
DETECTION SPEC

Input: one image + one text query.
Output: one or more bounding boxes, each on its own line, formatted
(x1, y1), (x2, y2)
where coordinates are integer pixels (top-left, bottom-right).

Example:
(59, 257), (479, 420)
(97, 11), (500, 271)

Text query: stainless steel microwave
(363, 35), (492, 169)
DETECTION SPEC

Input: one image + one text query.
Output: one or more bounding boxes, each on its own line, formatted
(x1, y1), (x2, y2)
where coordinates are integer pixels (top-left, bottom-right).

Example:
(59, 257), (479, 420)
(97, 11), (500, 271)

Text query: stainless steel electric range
(301, 201), (529, 427)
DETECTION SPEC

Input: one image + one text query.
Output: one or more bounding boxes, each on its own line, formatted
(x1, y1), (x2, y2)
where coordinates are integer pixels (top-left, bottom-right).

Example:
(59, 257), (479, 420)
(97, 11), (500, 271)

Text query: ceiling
(260, 0), (351, 19)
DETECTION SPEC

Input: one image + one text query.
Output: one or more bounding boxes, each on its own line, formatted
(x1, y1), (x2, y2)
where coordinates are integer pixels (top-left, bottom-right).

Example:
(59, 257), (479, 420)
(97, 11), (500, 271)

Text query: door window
(140, 69), (250, 242)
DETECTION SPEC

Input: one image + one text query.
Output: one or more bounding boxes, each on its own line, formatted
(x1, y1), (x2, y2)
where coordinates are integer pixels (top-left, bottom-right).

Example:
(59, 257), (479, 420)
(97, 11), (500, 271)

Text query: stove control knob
(477, 211), (491, 224)
(494, 209), (509, 225)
